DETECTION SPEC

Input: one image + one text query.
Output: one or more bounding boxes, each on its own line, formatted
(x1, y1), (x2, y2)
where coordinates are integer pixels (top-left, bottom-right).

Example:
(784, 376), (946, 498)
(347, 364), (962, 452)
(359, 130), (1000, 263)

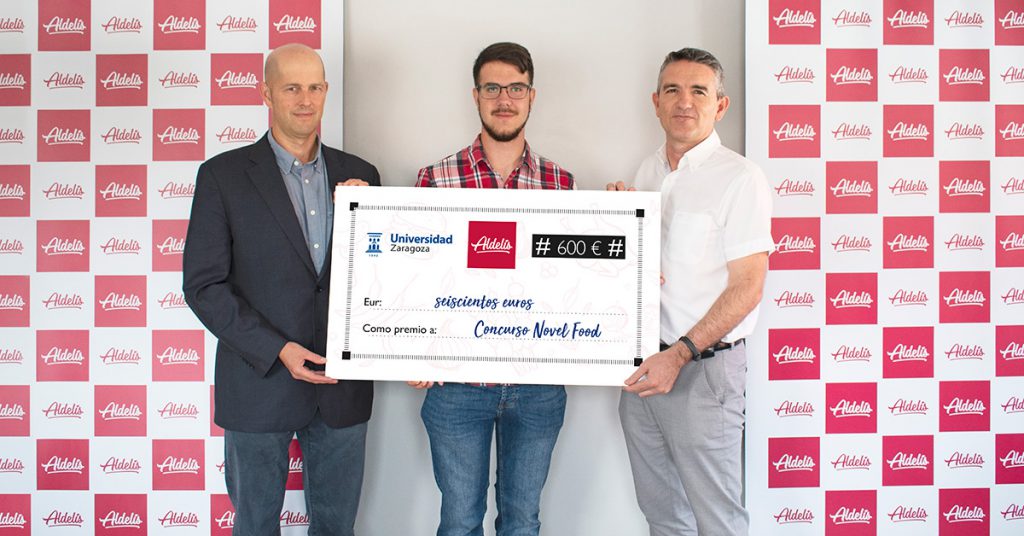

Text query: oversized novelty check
(325, 187), (660, 386)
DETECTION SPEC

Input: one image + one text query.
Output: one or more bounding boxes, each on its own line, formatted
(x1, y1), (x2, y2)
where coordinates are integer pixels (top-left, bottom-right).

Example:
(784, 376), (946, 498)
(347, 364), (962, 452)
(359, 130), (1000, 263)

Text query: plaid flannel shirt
(416, 135), (575, 190)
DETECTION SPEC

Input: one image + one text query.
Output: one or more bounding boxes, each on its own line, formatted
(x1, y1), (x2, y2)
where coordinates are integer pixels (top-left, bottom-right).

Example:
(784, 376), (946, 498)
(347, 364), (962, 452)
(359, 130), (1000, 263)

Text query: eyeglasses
(476, 83), (532, 100)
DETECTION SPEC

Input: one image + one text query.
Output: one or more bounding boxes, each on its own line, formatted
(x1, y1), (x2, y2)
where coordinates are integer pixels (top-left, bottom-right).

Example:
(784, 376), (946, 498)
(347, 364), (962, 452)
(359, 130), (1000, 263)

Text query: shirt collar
(672, 130), (721, 171)
(267, 130), (322, 176)
(469, 134), (537, 175)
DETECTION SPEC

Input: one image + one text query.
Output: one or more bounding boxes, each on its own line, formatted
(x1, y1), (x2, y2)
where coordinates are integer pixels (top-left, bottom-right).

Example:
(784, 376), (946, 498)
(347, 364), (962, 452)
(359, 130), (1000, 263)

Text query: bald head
(264, 43), (325, 85)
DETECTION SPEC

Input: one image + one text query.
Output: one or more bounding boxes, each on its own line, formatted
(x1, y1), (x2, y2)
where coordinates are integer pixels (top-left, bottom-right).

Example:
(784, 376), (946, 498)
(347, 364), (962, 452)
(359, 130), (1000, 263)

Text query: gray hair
(657, 47), (725, 98)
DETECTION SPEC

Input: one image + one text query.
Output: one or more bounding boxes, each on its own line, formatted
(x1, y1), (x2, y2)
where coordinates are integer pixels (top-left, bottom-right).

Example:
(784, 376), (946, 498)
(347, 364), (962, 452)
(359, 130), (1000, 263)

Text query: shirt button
(313, 243), (320, 249)
(310, 210), (316, 215)
(304, 179), (310, 184)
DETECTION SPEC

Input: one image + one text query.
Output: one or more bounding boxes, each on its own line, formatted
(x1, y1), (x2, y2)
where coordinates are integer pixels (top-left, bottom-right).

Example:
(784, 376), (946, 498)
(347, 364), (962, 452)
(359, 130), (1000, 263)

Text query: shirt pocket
(666, 211), (714, 265)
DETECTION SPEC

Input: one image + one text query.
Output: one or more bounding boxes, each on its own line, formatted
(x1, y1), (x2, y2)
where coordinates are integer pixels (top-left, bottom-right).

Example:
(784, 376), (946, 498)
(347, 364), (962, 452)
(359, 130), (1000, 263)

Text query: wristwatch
(678, 335), (702, 361)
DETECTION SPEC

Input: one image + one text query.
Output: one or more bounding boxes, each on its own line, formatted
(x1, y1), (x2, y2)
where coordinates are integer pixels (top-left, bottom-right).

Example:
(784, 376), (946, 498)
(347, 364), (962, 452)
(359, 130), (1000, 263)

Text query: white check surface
(326, 187), (660, 386)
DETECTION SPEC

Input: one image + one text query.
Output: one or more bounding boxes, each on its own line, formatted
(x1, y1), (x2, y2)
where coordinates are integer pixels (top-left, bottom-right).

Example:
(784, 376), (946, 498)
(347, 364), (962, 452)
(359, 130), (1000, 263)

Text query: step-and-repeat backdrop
(747, 1), (1023, 535)
(0, 0), (341, 533)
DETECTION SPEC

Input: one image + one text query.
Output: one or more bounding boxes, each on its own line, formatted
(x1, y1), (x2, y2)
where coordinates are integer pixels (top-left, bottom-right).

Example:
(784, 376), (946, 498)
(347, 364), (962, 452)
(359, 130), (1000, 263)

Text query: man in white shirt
(608, 48), (773, 536)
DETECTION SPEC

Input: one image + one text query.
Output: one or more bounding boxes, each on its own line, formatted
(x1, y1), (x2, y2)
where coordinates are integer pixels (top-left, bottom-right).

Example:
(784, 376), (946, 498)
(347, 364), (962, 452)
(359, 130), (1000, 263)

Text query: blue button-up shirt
(267, 132), (333, 274)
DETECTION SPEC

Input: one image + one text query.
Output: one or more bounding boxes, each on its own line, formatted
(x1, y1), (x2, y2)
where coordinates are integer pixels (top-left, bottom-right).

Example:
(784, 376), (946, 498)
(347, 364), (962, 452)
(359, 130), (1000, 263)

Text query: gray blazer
(183, 134), (378, 432)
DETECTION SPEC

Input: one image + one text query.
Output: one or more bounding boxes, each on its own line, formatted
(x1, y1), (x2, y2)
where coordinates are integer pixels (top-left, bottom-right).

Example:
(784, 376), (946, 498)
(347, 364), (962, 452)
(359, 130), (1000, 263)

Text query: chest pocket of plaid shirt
(667, 211), (714, 266)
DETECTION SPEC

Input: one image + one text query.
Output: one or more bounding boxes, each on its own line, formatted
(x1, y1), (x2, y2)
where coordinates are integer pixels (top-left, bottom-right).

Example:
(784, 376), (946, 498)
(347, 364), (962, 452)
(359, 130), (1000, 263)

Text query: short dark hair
(657, 47), (725, 98)
(473, 42), (534, 86)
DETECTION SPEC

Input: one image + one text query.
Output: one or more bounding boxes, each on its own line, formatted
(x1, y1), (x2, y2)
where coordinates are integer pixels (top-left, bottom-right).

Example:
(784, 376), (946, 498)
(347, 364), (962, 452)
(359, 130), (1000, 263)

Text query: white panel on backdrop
(31, 163), (92, 219)
(820, 325), (882, 381)
(0, 218), (33, 274)
(821, 1), (883, 46)
(877, 378), (937, 434)
(90, 328), (151, 384)
(93, 108), (152, 164)
(934, 432), (994, 487)
(205, 105), (265, 159)
(208, 0), (268, 52)
(877, 487), (937, 535)
(32, 52), (95, 109)
(91, 437), (152, 493)
(764, 159), (825, 216)
(31, 273), (93, 327)
(878, 158), (938, 215)
(148, 162), (197, 219)
(33, 491), (93, 531)
(878, 269), (938, 326)
(93, 218), (150, 274)
(31, 382), (92, 438)
(92, 0), (153, 53)
(149, 490), (208, 534)
(149, 52), (210, 108)
(935, 102), (995, 159)
(934, 324), (995, 380)
(820, 433), (880, 490)
(0, 108), (34, 164)
(0, 328), (32, 385)
(935, 0), (994, 46)
(0, 438), (33, 493)
(148, 382), (208, 439)
(878, 46), (940, 104)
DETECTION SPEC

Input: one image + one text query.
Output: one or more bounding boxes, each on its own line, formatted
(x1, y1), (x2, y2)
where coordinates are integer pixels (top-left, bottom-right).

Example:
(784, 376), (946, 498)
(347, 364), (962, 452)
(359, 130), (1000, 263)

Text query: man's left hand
(340, 178), (369, 187)
(623, 345), (688, 397)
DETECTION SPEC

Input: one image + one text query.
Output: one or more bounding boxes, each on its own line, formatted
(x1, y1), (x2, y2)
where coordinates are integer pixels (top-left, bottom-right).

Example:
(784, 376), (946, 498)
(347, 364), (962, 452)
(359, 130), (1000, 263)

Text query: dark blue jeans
(421, 383), (567, 536)
(224, 413), (367, 536)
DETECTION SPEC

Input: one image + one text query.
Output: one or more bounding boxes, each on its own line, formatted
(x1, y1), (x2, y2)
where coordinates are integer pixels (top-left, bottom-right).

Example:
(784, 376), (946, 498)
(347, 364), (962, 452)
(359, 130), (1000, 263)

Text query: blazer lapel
(319, 147), (349, 283)
(246, 136), (317, 277)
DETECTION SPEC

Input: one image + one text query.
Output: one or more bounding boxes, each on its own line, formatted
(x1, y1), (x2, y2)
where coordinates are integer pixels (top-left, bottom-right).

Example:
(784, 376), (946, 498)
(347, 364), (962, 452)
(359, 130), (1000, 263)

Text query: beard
(479, 105), (531, 143)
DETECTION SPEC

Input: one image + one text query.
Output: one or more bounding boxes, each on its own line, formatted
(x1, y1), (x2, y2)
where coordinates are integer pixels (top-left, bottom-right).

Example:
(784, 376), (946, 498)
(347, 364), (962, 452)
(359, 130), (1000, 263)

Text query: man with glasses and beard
(410, 42), (574, 536)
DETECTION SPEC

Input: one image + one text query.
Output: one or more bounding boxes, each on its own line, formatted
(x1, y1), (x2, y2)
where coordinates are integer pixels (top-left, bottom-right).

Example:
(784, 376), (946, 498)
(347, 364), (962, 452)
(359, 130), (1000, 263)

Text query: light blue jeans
(223, 413), (367, 536)
(421, 383), (567, 536)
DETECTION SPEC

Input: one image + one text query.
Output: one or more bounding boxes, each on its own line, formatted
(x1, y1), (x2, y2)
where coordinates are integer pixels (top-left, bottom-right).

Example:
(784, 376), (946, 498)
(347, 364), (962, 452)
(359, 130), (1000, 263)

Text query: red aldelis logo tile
(826, 382), (877, 434)
(270, 0), (322, 49)
(0, 54), (31, 106)
(152, 219), (188, 272)
(882, 435), (933, 486)
(0, 494), (30, 531)
(94, 385), (146, 437)
(36, 330), (88, 382)
(825, 490), (876, 535)
(769, 105), (820, 158)
(0, 385), (30, 436)
(37, 109), (90, 162)
(826, 162), (877, 214)
(467, 221), (516, 269)
(996, 325), (1024, 377)
(96, 54), (147, 107)
(36, 220), (89, 272)
(939, 488), (989, 534)
(94, 275), (147, 327)
(770, 217), (819, 270)
(997, 216), (1024, 267)
(0, 165), (31, 217)
(95, 494), (146, 534)
(883, 105), (933, 157)
(211, 53), (263, 106)
(0, 275), (30, 327)
(939, 160), (989, 213)
(96, 165), (147, 218)
(883, 0), (933, 45)
(211, 494), (235, 534)
(38, 0), (91, 51)
(939, 380), (990, 432)
(152, 330), (204, 382)
(883, 327), (933, 379)
(996, 434), (1024, 484)
(996, 105), (1024, 157)
(768, 0), (820, 44)
(883, 216), (933, 269)
(768, 436), (819, 488)
(996, 0), (1024, 45)
(154, 0), (205, 50)
(769, 328), (820, 380)
(153, 109), (205, 162)
(827, 49), (877, 102)
(826, 273), (877, 325)
(286, 439), (304, 490)
(939, 271), (989, 324)
(939, 49), (990, 102)
(152, 439), (205, 490)
(37, 438), (88, 490)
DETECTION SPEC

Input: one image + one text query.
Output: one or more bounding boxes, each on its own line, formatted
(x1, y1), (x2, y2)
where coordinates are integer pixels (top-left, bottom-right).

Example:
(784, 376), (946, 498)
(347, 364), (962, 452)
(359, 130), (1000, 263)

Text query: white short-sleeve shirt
(634, 130), (774, 344)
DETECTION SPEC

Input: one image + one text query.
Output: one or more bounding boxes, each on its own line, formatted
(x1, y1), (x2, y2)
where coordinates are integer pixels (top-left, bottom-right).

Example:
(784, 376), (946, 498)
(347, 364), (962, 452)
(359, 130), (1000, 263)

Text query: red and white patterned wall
(747, 1), (1023, 534)
(0, 0), (338, 533)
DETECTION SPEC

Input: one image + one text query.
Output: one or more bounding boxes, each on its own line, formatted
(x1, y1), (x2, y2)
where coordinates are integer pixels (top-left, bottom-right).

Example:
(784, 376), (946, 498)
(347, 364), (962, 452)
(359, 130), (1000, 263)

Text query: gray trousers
(619, 344), (748, 536)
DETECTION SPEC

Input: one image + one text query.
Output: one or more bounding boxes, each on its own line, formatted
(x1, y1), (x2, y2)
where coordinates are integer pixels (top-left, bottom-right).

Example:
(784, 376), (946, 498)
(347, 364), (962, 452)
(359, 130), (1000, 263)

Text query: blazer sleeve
(182, 160), (289, 377)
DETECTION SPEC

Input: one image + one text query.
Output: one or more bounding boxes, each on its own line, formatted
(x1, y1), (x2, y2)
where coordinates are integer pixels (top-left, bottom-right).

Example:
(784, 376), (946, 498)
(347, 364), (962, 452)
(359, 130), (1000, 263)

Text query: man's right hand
(406, 381), (442, 389)
(278, 341), (338, 384)
(605, 181), (635, 191)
